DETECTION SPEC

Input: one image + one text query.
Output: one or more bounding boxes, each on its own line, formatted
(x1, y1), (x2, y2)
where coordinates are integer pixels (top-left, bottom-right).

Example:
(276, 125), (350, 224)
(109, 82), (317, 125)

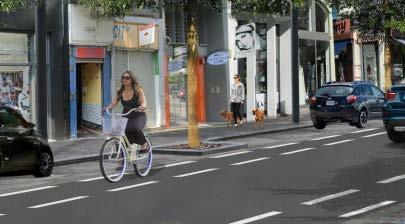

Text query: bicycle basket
(102, 115), (128, 136)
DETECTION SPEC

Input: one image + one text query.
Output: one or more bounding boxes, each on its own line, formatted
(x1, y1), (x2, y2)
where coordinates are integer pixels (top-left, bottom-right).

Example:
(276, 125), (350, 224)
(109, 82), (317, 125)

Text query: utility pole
(35, 0), (47, 138)
(291, 6), (299, 123)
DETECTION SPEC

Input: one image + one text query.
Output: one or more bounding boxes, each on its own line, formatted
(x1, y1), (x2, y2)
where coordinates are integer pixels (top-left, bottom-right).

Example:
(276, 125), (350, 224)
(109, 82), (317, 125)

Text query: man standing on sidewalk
(230, 74), (245, 127)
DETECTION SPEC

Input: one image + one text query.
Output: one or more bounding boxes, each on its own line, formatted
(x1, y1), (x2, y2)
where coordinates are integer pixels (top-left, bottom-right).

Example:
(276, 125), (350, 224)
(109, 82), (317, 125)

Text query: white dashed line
(309, 135), (341, 141)
(174, 168), (219, 178)
(107, 181), (159, 192)
(78, 172), (131, 182)
(210, 151), (251, 158)
(28, 196), (90, 209)
(350, 128), (377, 134)
(377, 174), (405, 184)
(323, 139), (355, 146)
(229, 211), (282, 224)
(301, 189), (360, 205)
(0, 214), (5, 217)
(0, 186), (58, 197)
(231, 157), (269, 166)
(165, 161), (196, 168)
(339, 201), (396, 218)
(362, 132), (386, 138)
(266, 143), (298, 149)
(280, 148), (315, 155)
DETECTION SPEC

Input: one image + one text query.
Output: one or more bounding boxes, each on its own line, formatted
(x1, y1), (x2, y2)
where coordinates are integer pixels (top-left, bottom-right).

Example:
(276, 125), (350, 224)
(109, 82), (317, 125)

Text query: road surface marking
(0, 214), (5, 217)
(301, 189), (360, 205)
(174, 168), (219, 178)
(28, 196), (90, 209)
(377, 174), (405, 184)
(350, 128), (377, 134)
(229, 211), (282, 224)
(210, 151), (251, 158)
(280, 148), (315, 155)
(309, 135), (341, 141)
(339, 201), (396, 218)
(231, 157), (269, 166)
(266, 143), (298, 149)
(323, 139), (355, 146)
(78, 172), (131, 182)
(362, 132), (386, 138)
(0, 186), (58, 197)
(165, 161), (196, 168)
(107, 181), (158, 192)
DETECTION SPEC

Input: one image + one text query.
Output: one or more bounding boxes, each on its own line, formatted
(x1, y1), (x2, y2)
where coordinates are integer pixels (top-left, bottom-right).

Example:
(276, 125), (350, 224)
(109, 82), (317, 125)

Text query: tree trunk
(186, 0), (200, 148)
(384, 30), (393, 91)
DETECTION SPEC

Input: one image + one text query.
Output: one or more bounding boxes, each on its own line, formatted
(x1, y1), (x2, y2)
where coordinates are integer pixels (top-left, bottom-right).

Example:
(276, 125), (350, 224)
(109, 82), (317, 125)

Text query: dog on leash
(252, 108), (265, 127)
(219, 111), (235, 127)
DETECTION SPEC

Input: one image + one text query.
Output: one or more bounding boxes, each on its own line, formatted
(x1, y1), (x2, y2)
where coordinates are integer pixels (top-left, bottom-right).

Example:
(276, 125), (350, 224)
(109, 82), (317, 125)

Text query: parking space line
(280, 148), (315, 155)
(0, 186), (58, 197)
(165, 161), (196, 168)
(362, 132), (386, 138)
(107, 181), (158, 192)
(339, 201), (396, 218)
(377, 174), (405, 184)
(266, 143), (298, 149)
(229, 211), (282, 224)
(174, 168), (219, 178)
(28, 196), (90, 209)
(350, 128), (377, 134)
(309, 135), (341, 141)
(301, 189), (360, 205)
(323, 139), (354, 146)
(231, 157), (269, 166)
(210, 151), (251, 159)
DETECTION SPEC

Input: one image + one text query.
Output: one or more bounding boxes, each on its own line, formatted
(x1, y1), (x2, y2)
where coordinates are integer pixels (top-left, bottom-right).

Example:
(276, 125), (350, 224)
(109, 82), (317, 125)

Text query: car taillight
(310, 96), (317, 105)
(346, 95), (357, 104)
(385, 91), (396, 100)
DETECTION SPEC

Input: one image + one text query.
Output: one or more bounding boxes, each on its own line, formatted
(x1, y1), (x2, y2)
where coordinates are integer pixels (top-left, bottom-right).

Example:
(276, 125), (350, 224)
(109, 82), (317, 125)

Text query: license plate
(326, 100), (335, 106)
(394, 126), (405, 132)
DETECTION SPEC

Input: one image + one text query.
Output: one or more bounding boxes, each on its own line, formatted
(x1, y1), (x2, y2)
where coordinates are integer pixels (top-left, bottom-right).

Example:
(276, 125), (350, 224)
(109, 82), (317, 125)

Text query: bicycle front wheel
(100, 138), (127, 183)
(134, 136), (153, 177)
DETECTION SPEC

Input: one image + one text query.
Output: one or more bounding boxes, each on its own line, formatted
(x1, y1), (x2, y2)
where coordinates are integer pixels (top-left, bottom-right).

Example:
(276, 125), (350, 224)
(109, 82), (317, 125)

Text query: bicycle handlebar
(104, 108), (145, 116)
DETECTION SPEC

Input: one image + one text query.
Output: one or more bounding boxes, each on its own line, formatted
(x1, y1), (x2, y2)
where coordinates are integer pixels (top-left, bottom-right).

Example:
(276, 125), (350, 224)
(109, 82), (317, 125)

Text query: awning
(334, 40), (351, 55)
(394, 39), (405, 46)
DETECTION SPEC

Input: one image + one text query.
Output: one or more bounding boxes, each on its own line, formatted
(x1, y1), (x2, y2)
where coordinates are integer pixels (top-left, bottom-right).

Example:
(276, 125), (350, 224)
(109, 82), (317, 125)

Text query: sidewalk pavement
(50, 113), (313, 166)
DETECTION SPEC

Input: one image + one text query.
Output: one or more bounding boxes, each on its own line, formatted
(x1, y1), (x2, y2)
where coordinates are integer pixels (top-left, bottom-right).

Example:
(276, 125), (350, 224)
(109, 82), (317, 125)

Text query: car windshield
(316, 86), (353, 96)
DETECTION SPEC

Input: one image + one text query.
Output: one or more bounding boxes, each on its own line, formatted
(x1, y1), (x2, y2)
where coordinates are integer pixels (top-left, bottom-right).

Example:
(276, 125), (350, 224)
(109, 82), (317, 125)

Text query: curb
(153, 141), (248, 156)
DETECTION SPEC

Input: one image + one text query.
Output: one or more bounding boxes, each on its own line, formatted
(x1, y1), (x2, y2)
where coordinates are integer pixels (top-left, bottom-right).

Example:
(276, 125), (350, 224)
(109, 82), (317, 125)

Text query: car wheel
(356, 110), (368, 129)
(34, 151), (54, 177)
(387, 129), (405, 143)
(313, 120), (327, 129)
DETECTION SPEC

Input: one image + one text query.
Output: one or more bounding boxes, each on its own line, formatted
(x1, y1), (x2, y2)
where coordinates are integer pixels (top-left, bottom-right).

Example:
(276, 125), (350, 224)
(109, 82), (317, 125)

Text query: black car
(0, 106), (53, 177)
(382, 84), (405, 143)
(310, 81), (385, 129)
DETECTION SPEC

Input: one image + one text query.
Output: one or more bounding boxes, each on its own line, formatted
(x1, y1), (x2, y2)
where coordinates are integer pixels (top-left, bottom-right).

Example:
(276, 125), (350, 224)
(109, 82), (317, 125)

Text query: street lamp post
(291, 6), (300, 123)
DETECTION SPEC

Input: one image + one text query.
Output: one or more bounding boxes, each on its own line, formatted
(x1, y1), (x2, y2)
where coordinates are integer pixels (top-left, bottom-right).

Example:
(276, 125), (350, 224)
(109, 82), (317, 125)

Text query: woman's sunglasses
(121, 76), (132, 81)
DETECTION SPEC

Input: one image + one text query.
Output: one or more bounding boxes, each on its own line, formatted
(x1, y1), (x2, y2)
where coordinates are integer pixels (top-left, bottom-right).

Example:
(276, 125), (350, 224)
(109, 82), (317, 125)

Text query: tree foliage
(0, 0), (31, 13)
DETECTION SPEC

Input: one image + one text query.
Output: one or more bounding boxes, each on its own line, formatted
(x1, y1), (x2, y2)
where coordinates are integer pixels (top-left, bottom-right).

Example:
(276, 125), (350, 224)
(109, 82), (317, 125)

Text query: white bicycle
(100, 108), (153, 183)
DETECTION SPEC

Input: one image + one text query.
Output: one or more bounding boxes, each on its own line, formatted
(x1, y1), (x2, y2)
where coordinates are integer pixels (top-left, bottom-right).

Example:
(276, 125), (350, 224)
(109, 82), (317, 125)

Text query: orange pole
(196, 57), (206, 122)
(164, 56), (171, 129)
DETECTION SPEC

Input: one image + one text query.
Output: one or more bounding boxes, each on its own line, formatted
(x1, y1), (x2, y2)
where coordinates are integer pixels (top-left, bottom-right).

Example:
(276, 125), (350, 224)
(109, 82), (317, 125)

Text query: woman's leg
(231, 102), (238, 124)
(235, 103), (242, 123)
(125, 112), (147, 145)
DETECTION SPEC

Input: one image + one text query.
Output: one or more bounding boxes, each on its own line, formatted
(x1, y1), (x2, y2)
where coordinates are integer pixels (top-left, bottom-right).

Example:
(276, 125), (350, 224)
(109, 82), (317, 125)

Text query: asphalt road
(1, 120), (405, 224)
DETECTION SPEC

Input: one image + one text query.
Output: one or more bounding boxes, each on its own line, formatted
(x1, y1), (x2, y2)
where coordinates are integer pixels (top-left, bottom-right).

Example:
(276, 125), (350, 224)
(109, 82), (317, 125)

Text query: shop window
(315, 2), (328, 32)
(298, 3), (311, 31)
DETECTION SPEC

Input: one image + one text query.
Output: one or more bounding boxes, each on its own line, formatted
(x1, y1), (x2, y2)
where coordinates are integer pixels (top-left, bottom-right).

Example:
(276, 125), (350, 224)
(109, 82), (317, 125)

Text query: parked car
(0, 106), (53, 177)
(310, 81), (385, 129)
(382, 84), (405, 143)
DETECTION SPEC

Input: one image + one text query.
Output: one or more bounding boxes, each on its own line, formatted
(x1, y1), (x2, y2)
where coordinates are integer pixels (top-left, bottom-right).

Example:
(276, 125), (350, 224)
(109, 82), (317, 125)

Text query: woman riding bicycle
(106, 70), (150, 153)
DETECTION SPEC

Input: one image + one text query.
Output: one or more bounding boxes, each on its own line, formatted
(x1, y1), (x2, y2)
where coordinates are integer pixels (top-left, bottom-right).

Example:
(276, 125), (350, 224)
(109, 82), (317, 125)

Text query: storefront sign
(235, 23), (256, 58)
(168, 60), (185, 72)
(207, 51), (229, 65)
(76, 47), (105, 59)
(113, 22), (159, 49)
(358, 34), (384, 44)
(139, 23), (155, 46)
(333, 19), (351, 35)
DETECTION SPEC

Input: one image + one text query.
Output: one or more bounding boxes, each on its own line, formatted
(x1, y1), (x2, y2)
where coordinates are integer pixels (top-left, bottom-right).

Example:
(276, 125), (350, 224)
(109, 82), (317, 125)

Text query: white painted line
(173, 168), (219, 178)
(377, 174), (405, 184)
(0, 214), (5, 217)
(309, 135), (341, 141)
(107, 181), (158, 192)
(362, 132), (386, 138)
(339, 201), (396, 218)
(323, 139), (355, 146)
(210, 151), (251, 159)
(280, 148), (315, 155)
(165, 161), (196, 168)
(0, 186), (58, 197)
(78, 172), (131, 182)
(28, 196), (90, 209)
(266, 143), (298, 149)
(302, 189), (360, 205)
(229, 211), (282, 224)
(350, 128), (377, 134)
(231, 157), (269, 166)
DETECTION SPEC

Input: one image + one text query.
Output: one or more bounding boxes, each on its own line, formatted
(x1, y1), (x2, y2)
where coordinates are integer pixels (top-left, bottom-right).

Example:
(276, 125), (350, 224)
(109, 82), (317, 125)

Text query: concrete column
(352, 31), (362, 81)
(378, 41), (385, 89)
(267, 26), (277, 118)
(246, 54), (256, 121)
(279, 21), (292, 115)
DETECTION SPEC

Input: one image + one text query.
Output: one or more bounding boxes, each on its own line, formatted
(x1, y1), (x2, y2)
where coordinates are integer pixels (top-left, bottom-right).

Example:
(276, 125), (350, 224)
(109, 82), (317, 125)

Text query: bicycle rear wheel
(134, 136), (153, 177)
(100, 138), (127, 183)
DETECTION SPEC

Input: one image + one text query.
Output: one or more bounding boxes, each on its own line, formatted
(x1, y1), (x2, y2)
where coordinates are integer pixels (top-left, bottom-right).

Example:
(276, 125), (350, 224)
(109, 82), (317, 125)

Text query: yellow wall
(82, 63), (101, 105)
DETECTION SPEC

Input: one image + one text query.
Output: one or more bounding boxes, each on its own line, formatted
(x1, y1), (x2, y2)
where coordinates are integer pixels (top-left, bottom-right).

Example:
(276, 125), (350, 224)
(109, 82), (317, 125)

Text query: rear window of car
(316, 86), (353, 96)
(391, 86), (405, 92)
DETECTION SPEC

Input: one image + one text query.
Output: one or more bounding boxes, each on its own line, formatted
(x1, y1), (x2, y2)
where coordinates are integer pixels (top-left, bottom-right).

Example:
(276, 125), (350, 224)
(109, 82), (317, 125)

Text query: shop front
(357, 34), (384, 88)
(334, 19), (353, 82)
